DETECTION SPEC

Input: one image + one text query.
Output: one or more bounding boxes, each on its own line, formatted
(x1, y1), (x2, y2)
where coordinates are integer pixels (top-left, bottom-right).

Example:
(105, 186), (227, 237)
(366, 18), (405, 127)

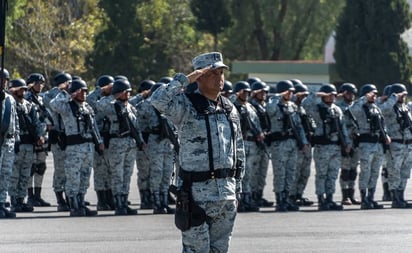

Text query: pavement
(1, 156), (412, 253)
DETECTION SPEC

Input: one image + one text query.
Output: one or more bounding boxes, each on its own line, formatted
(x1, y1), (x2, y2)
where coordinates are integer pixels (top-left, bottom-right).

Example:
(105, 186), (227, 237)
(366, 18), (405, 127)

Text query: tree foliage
(334, 0), (412, 87)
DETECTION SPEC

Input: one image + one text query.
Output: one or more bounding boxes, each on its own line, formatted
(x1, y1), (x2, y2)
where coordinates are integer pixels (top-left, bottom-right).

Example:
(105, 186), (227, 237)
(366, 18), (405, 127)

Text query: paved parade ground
(1, 156), (412, 253)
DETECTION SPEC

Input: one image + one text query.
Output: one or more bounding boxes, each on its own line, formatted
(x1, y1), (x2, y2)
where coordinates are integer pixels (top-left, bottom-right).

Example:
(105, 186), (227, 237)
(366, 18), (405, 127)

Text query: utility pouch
(174, 188), (206, 232)
(57, 132), (67, 150)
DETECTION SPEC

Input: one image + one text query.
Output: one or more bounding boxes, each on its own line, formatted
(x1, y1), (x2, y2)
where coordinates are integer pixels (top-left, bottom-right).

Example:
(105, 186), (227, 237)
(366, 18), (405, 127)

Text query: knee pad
(349, 169), (357, 181)
(35, 163), (47, 176)
(340, 170), (350, 181)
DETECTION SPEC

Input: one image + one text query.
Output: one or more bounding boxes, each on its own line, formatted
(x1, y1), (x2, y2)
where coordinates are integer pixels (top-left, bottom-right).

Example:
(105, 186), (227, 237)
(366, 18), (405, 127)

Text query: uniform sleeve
(49, 90), (71, 116)
(233, 109), (245, 193)
(29, 105), (45, 138)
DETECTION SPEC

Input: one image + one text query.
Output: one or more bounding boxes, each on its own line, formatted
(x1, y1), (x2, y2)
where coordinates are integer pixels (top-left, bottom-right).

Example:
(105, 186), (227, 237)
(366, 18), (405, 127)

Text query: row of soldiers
(0, 68), (180, 218)
(226, 77), (412, 212)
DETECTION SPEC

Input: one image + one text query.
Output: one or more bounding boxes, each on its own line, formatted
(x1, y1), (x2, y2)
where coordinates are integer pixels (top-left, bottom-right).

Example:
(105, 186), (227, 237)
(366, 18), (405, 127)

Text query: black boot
(360, 189), (371, 210)
(243, 192), (259, 212)
(78, 194), (97, 216)
(105, 189), (115, 210)
(16, 197), (33, 212)
(295, 193), (314, 206)
(341, 189), (352, 205)
(348, 188), (361, 205)
(161, 192), (175, 214)
(258, 190), (274, 207)
(68, 195), (85, 217)
(55, 191), (70, 212)
(275, 192), (287, 212)
(168, 190), (176, 205)
(391, 190), (406, 208)
(398, 190), (412, 208)
(0, 202), (16, 218)
(96, 190), (111, 211)
(326, 194), (343, 210)
(284, 191), (299, 211)
(123, 194), (138, 215)
(237, 193), (246, 212)
(114, 194), (127, 215)
(153, 191), (167, 214)
(317, 194), (329, 211)
(367, 188), (383, 209)
(382, 182), (392, 201)
(140, 190), (152, 210)
(27, 187), (38, 206)
(34, 187), (51, 207)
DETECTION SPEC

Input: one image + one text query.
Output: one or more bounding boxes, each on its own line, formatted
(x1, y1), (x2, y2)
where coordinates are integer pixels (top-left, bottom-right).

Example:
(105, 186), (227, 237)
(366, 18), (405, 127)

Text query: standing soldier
(289, 80), (315, 206)
(350, 84), (390, 209)
(136, 82), (175, 214)
(249, 80), (273, 207)
(266, 80), (309, 212)
(42, 72), (72, 212)
(336, 83), (361, 206)
(9, 79), (45, 212)
(233, 81), (262, 212)
(379, 83), (412, 208)
(25, 73), (51, 207)
(87, 74), (114, 211)
(221, 80), (233, 98)
(50, 79), (102, 217)
(302, 84), (351, 211)
(0, 68), (18, 218)
(98, 78), (141, 215)
(151, 52), (245, 252)
(129, 79), (154, 209)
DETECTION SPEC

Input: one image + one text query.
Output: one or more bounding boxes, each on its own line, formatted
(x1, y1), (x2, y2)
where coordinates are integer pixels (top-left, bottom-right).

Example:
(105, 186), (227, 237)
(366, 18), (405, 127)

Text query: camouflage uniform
(135, 98), (175, 214)
(335, 98), (360, 205)
(98, 98), (139, 215)
(9, 98), (44, 212)
(151, 73), (245, 253)
(379, 93), (412, 208)
(50, 89), (101, 216)
(349, 95), (386, 209)
(43, 87), (69, 211)
(266, 95), (308, 211)
(0, 92), (19, 218)
(302, 92), (350, 210)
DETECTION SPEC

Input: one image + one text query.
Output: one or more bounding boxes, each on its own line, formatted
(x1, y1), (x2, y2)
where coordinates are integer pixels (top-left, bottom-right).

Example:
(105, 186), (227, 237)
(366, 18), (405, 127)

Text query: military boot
(55, 191), (70, 212)
(236, 193), (246, 212)
(105, 189), (115, 210)
(123, 194), (138, 215)
(398, 190), (412, 208)
(96, 190), (111, 211)
(168, 190), (176, 205)
(68, 196), (85, 217)
(33, 187), (51, 207)
(295, 193), (314, 206)
(243, 192), (259, 212)
(78, 194), (97, 216)
(348, 188), (361, 205)
(153, 192), (167, 214)
(16, 197), (33, 212)
(341, 189), (352, 205)
(27, 187), (38, 206)
(258, 190), (274, 207)
(114, 194), (127, 215)
(161, 192), (175, 214)
(139, 190), (152, 210)
(360, 189), (371, 210)
(317, 194), (329, 211)
(382, 182), (392, 201)
(275, 192), (287, 212)
(391, 190), (406, 209)
(0, 202), (16, 218)
(284, 191), (299, 211)
(326, 194), (343, 211)
(367, 188), (383, 209)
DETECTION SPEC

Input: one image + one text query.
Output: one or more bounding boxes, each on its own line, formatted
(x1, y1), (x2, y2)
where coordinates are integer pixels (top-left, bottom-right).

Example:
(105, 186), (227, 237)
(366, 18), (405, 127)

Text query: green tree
(190, 0), (232, 51)
(334, 0), (412, 87)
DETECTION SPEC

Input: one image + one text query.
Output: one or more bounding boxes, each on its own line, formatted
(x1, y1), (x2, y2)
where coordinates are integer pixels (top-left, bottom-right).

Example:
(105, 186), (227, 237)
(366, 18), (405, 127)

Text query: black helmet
(290, 79), (304, 86)
(150, 82), (166, 93)
(276, 80), (295, 93)
(390, 83), (407, 94)
(112, 79), (132, 95)
(251, 81), (269, 92)
(383, 85), (392, 96)
(138, 79), (155, 93)
(319, 83), (337, 94)
(359, 84), (377, 97)
(233, 81), (251, 93)
(339, 83), (358, 94)
(54, 72), (72, 86)
(222, 80), (233, 93)
(96, 75), (114, 87)
(185, 82), (198, 94)
(26, 73), (45, 84)
(246, 77), (261, 85)
(294, 83), (309, 93)
(9, 79), (28, 89)
(269, 85), (277, 94)
(114, 75), (128, 81)
(159, 76), (173, 84)
(68, 79), (88, 93)
(0, 68), (10, 80)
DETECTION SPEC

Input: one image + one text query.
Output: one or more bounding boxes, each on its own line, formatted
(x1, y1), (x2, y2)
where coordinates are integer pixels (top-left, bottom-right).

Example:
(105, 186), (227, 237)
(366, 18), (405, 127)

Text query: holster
(57, 132), (67, 150)
(173, 187), (206, 232)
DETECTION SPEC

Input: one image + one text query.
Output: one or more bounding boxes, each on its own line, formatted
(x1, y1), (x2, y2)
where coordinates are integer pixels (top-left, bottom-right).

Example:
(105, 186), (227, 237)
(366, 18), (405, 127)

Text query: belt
(392, 139), (412, 144)
(179, 168), (236, 183)
(19, 134), (35, 144)
(311, 136), (339, 145)
(267, 132), (295, 142)
(357, 134), (380, 143)
(66, 134), (93, 145)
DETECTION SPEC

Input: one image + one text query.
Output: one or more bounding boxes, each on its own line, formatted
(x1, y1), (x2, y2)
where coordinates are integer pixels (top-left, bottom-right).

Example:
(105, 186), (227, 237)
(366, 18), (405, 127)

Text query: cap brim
(211, 62), (228, 69)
